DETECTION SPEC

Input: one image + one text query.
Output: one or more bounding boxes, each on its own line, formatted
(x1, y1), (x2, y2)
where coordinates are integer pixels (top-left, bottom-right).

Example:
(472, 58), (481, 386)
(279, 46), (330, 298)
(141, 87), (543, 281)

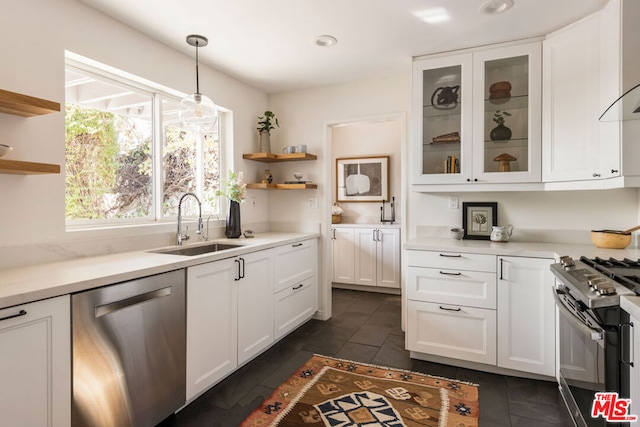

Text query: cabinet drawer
(407, 250), (496, 272)
(274, 239), (317, 293)
(407, 266), (496, 309)
(407, 300), (496, 365)
(274, 277), (317, 340)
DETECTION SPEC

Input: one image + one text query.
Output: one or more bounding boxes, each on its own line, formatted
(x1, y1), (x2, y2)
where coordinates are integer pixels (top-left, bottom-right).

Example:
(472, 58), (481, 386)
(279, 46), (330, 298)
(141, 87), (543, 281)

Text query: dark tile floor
(163, 289), (574, 426)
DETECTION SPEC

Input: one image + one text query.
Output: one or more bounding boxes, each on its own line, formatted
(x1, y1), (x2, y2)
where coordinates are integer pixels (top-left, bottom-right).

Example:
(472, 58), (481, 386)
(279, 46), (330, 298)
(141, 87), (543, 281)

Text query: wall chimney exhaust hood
(599, 83), (640, 122)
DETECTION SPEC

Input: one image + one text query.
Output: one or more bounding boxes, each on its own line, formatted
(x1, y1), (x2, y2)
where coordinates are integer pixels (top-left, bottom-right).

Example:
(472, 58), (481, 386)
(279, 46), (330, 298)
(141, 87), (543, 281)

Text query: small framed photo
(462, 202), (498, 240)
(336, 156), (389, 202)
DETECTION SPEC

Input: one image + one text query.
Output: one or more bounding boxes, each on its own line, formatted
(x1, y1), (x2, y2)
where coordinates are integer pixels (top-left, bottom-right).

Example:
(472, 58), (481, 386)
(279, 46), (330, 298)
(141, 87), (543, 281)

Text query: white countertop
(404, 236), (640, 260)
(0, 232), (319, 310)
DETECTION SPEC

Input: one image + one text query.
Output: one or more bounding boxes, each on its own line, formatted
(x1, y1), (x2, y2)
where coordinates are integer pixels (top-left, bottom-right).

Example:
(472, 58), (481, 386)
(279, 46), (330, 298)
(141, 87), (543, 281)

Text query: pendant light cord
(195, 40), (201, 96)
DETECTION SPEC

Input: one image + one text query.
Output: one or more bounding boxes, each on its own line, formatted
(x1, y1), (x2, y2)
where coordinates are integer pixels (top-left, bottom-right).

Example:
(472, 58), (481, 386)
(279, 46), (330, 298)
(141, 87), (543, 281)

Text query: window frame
(64, 51), (226, 232)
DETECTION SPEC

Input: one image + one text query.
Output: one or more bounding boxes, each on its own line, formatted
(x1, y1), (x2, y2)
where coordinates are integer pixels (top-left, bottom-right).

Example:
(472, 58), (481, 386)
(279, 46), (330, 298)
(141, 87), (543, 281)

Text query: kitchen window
(64, 53), (223, 229)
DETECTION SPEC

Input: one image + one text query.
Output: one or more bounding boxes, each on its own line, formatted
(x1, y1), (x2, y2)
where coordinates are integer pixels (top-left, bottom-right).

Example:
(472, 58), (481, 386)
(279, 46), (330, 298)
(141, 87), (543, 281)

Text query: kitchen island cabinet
(0, 295), (70, 427)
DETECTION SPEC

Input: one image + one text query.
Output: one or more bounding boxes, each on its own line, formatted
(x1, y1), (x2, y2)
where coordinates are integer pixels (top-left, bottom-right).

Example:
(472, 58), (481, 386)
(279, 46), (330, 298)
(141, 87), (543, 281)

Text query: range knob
(560, 256), (576, 268)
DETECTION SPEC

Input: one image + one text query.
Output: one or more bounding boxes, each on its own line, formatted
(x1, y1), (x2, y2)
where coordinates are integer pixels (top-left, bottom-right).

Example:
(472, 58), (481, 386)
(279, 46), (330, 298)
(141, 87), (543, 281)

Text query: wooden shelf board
(0, 159), (61, 175)
(246, 183), (278, 189)
(246, 182), (317, 190)
(0, 89), (60, 117)
(276, 183), (318, 190)
(243, 152), (317, 163)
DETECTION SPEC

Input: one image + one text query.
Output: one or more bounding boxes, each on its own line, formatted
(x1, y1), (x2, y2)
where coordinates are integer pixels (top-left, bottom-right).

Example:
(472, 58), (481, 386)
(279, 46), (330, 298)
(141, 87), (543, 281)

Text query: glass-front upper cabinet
(412, 42), (541, 187)
(472, 42), (541, 183)
(412, 53), (473, 185)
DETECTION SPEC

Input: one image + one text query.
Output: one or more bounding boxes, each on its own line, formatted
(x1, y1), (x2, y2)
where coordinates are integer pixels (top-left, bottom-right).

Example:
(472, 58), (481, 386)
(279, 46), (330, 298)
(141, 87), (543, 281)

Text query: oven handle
(552, 288), (604, 342)
(620, 322), (634, 367)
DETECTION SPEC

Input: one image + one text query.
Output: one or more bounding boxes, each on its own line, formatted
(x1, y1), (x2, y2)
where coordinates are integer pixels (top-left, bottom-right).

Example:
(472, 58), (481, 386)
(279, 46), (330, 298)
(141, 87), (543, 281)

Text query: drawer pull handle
(439, 253), (461, 258)
(292, 243), (303, 247)
(292, 284), (304, 290)
(0, 309), (27, 322)
(439, 271), (461, 276)
(439, 306), (462, 312)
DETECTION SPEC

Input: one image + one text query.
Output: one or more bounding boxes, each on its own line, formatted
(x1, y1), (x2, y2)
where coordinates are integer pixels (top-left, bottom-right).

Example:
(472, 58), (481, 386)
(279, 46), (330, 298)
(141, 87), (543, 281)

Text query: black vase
(225, 200), (241, 238)
(490, 124), (512, 141)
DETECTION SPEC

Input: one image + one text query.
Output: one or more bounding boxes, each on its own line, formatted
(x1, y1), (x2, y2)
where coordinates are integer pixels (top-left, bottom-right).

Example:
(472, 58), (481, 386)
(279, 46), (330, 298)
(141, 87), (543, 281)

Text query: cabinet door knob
(592, 173), (601, 178)
(611, 169), (619, 174)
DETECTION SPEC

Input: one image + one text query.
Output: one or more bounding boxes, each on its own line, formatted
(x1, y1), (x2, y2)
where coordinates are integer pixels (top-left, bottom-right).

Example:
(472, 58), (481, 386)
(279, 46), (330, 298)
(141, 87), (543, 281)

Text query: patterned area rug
(240, 355), (479, 426)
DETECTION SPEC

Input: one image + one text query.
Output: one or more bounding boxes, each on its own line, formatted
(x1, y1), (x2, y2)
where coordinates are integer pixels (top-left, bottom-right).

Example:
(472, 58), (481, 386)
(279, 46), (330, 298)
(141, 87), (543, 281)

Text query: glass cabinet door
(412, 54), (472, 184)
(472, 42), (541, 183)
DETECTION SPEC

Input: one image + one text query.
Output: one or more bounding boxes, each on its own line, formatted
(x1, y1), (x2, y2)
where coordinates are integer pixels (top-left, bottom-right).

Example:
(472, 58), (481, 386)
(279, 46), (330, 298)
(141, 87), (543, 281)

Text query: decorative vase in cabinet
(490, 124), (512, 141)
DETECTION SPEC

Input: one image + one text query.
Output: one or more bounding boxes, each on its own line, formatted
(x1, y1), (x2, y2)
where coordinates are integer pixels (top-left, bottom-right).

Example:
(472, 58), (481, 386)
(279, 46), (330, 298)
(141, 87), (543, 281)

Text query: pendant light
(179, 34), (218, 131)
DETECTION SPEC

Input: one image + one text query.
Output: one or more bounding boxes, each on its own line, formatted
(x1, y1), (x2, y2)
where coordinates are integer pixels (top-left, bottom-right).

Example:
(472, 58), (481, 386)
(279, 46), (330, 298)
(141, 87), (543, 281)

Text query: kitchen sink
(149, 243), (242, 256)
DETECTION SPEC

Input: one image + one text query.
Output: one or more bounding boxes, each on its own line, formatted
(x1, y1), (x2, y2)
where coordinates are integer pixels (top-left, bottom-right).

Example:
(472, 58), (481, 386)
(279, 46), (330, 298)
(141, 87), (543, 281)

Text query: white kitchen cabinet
(273, 239), (316, 293)
(542, 13), (611, 183)
(273, 239), (318, 340)
(274, 277), (317, 340)
(407, 250), (556, 377)
(0, 295), (71, 427)
(354, 228), (401, 288)
(333, 226), (401, 289)
(412, 40), (542, 190)
(497, 256), (556, 376)
(543, 0), (640, 189)
(331, 227), (355, 284)
(237, 249), (274, 365)
(406, 250), (497, 364)
(186, 248), (274, 399)
(407, 300), (497, 365)
(186, 259), (238, 400)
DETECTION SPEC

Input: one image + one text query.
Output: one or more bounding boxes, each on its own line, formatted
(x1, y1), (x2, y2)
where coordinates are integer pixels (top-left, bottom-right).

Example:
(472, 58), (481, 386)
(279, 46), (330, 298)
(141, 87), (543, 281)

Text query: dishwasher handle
(95, 286), (172, 318)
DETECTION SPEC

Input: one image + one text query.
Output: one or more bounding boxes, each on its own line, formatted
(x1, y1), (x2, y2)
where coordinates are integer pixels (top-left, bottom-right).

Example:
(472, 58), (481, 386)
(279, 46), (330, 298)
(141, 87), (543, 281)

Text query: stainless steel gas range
(551, 256), (639, 427)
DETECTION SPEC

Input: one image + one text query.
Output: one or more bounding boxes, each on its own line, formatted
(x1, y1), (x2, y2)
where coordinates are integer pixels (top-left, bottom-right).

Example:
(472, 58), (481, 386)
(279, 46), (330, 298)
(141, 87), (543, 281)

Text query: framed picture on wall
(336, 156), (389, 202)
(462, 202), (497, 240)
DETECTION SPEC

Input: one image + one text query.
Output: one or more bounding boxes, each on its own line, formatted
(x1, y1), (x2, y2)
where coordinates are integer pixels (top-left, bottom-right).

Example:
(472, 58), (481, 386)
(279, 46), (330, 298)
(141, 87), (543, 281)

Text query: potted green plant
(490, 110), (512, 141)
(257, 111), (279, 153)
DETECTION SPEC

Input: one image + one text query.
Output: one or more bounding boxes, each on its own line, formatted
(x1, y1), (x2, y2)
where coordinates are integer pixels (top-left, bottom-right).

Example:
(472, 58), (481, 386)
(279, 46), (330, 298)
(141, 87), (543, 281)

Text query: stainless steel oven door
(554, 287), (607, 427)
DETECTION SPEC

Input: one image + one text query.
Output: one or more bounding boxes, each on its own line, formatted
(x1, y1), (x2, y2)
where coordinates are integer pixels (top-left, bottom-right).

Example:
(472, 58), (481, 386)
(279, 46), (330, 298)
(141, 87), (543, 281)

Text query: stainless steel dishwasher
(72, 269), (186, 427)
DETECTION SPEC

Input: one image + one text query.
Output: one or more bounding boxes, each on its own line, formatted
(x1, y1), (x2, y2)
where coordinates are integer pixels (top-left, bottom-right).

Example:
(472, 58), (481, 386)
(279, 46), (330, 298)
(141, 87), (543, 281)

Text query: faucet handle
(182, 225), (190, 241)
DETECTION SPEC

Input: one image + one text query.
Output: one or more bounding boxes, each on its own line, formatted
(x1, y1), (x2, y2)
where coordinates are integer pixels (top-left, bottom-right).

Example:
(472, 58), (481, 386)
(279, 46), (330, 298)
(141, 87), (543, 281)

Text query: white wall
(331, 120), (402, 224)
(0, 0), (268, 257)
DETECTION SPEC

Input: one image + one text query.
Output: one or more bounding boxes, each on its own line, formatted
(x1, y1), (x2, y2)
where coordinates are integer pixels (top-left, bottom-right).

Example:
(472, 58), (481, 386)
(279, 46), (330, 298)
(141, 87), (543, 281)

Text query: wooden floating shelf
(242, 152), (317, 163)
(0, 89), (60, 117)
(246, 183), (318, 190)
(0, 159), (61, 175)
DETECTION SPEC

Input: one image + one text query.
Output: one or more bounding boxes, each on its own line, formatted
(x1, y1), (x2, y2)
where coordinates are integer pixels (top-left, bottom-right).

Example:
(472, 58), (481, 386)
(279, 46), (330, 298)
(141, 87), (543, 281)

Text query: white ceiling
(80, 0), (608, 94)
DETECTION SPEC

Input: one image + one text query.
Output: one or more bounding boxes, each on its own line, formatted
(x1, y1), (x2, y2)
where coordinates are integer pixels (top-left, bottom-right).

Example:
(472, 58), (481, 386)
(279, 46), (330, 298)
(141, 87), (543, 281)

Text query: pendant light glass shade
(179, 34), (218, 131)
(179, 93), (217, 131)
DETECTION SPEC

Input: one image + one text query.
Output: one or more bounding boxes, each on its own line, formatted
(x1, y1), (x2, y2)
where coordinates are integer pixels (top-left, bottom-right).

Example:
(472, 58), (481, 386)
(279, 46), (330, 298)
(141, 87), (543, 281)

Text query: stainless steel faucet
(177, 192), (207, 245)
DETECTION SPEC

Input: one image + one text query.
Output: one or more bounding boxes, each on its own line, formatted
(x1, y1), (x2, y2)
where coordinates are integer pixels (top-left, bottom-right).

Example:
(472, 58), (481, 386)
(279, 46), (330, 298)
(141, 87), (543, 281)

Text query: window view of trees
(65, 104), (152, 220)
(65, 63), (221, 225)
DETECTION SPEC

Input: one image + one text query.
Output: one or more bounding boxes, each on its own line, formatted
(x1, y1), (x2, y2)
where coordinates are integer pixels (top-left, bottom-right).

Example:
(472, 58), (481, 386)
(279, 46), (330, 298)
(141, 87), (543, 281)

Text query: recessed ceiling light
(413, 8), (450, 24)
(314, 35), (337, 47)
(479, 0), (514, 15)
